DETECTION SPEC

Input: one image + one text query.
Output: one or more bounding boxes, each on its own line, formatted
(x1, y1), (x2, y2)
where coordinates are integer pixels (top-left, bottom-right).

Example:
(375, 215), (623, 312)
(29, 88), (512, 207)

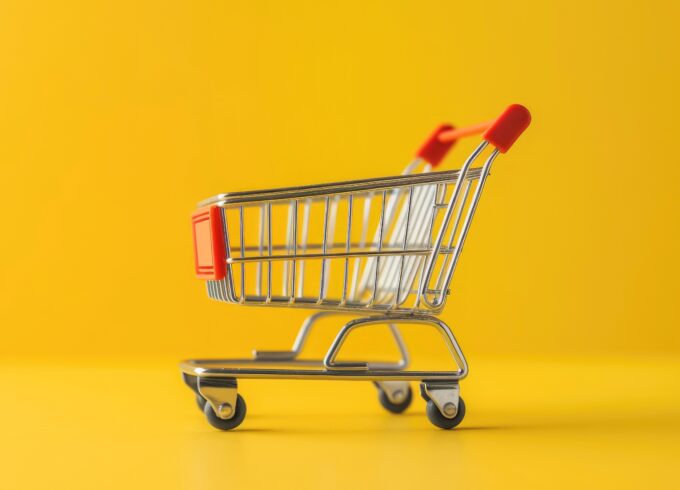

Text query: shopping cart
(181, 104), (531, 430)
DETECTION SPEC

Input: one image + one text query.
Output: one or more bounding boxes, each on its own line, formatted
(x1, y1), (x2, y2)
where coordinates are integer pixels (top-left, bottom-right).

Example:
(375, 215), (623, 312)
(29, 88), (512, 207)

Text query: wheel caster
(195, 393), (207, 412)
(377, 384), (413, 414)
(203, 394), (247, 431)
(425, 396), (466, 429)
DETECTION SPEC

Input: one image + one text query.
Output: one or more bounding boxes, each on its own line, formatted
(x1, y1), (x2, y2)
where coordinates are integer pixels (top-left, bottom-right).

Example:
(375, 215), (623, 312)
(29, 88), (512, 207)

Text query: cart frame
(181, 104), (531, 430)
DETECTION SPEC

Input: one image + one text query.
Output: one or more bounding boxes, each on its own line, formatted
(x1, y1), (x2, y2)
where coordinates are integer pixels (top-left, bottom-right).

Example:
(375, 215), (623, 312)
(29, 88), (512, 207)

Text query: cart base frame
(180, 314), (469, 430)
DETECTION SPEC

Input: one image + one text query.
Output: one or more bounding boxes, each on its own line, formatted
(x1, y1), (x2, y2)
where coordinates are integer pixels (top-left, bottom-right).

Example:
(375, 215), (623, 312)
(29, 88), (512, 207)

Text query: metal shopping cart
(181, 104), (531, 430)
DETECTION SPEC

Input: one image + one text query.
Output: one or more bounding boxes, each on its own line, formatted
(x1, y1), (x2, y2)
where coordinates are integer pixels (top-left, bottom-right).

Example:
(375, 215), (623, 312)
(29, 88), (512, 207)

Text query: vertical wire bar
(380, 182), (431, 303)
(362, 185), (402, 296)
(438, 149), (500, 302)
(414, 183), (441, 308)
(218, 207), (229, 301)
(447, 180), (472, 247)
(371, 190), (387, 304)
(256, 205), (264, 296)
(282, 200), (294, 297)
(266, 202), (272, 302)
(433, 179), (471, 293)
(349, 192), (372, 300)
(378, 188), (407, 302)
(395, 186), (414, 307)
(389, 186), (424, 304)
(290, 200), (298, 302)
(239, 206), (245, 302)
(376, 162), (432, 305)
(297, 199), (311, 297)
(318, 196), (330, 302)
(403, 183), (439, 287)
(220, 207), (235, 301)
(322, 196), (339, 297)
(341, 194), (353, 304)
(419, 140), (488, 308)
(422, 182), (450, 301)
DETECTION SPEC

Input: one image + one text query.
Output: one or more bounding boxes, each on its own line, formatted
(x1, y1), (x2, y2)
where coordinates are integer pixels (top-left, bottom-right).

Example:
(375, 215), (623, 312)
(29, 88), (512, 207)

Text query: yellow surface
(1, 0), (679, 488)
(2, 357), (680, 489)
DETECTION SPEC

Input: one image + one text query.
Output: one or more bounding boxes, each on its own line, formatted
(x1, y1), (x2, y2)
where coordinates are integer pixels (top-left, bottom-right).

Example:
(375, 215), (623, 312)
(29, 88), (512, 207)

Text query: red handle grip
(481, 104), (531, 153)
(416, 104), (530, 166)
(415, 124), (456, 167)
(438, 121), (493, 143)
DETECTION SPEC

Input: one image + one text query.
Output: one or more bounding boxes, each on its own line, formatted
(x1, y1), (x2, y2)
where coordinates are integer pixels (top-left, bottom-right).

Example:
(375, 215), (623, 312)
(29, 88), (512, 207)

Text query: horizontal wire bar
(226, 248), (443, 263)
(228, 246), (458, 261)
(199, 168), (484, 207)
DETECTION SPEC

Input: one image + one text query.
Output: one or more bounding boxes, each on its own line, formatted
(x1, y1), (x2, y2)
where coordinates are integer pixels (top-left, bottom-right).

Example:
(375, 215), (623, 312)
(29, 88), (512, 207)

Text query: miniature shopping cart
(180, 104), (531, 430)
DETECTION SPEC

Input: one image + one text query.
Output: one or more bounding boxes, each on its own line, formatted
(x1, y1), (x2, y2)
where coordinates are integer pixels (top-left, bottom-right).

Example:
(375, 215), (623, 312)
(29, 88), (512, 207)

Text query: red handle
(438, 104), (531, 153)
(481, 104), (531, 153)
(416, 104), (531, 166)
(438, 121), (493, 143)
(192, 206), (227, 280)
(415, 124), (456, 167)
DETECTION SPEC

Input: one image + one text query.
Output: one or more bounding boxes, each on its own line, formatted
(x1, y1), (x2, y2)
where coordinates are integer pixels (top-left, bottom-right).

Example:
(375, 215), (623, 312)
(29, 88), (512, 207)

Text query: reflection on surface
(1, 357), (679, 489)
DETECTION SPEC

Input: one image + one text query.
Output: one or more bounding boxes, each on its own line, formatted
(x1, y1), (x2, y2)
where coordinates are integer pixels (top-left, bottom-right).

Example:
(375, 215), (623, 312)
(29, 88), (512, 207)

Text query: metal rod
(370, 190), (387, 305)
(419, 141), (488, 307)
(318, 196), (331, 302)
(435, 149), (500, 306)
(297, 199), (311, 297)
(267, 202), (272, 302)
(256, 205), (264, 296)
(239, 206), (245, 302)
(341, 195), (353, 304)
(198, 168), (483, 207)
(395, 186), (414, 306)
(290, 200), (298, 302)
(432, 179), (471, 294)
(228, 248), (434, 264)
(349, 193), (372, 300)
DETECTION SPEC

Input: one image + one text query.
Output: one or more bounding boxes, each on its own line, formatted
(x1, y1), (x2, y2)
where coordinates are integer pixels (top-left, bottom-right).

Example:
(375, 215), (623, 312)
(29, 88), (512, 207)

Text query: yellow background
(1, 0), (679, 488)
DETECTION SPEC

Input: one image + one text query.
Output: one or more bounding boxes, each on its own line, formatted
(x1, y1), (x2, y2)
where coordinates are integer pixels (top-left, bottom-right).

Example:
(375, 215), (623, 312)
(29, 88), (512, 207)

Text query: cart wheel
(426, 396), (466, 429)
(378, 385), (413, 414)
(195, 393), (207, 412)
(203, 394), (247, 431)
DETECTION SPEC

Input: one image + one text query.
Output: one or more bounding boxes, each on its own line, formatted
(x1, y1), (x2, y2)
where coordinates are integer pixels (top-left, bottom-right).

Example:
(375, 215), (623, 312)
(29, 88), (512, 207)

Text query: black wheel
(378, 385), (413, 414)
(426, 397), (466, 429)
(195, 393), (207, 411)
(203, 394), (247, 431)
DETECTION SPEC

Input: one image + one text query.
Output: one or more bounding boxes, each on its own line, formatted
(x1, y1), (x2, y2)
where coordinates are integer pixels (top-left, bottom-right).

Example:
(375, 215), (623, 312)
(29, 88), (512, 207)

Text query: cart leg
(323, 315), (462, 375)
(322, 318), (410, 370)
(252, 311), (336, 361)
(253, 312), (410, 370)
(197, 377), (248, 430)
(420, 381), (466, 429)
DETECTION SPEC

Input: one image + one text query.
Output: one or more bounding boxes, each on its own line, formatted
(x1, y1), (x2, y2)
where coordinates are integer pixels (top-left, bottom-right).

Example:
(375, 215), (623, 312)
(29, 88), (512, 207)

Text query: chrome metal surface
(185, 134), (512, 425)
(252, 312), (410, 370)
(198, 168), (483, 207)
(181, 315), (466, 381)
(180, 361), (465, 381)
(323, 316), (458, 372)
(203, 146), (495, 314)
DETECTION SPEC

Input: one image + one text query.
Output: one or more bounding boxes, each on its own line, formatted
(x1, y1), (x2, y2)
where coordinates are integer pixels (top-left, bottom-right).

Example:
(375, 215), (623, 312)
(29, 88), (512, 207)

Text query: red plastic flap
(191, 206), (226, 280)
(416, 124), (456, 167)
(482, 104), (531, 153)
